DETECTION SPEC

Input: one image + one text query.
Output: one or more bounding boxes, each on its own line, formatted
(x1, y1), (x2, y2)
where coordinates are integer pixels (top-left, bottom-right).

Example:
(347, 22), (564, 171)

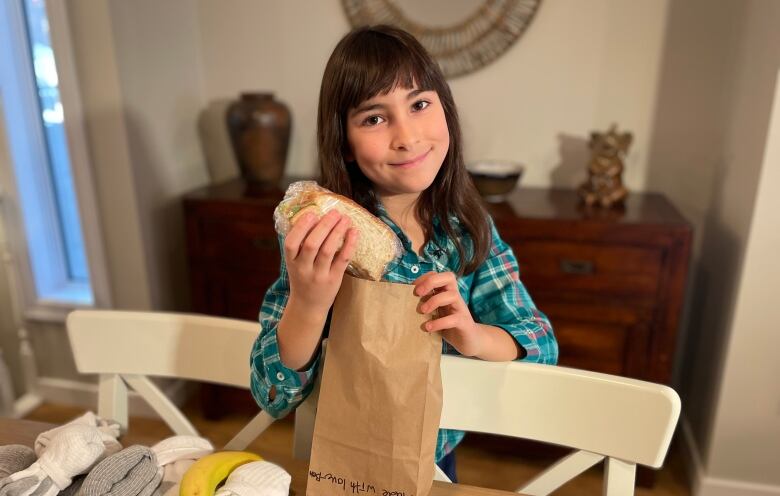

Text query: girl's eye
(362, 115), (385, 127)
(412, 100), (431, 111)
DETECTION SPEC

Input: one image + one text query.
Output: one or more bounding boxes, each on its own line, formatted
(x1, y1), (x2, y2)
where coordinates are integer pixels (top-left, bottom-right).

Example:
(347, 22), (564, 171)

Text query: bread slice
(278, 187), (401, 281)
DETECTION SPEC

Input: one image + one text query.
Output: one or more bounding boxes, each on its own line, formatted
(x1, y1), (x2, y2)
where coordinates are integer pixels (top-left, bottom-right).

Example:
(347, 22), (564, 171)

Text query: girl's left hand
(414, 271), (482, 356)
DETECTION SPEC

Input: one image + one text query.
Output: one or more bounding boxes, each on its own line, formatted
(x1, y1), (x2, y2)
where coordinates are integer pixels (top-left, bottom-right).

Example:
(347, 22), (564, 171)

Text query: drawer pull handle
(560, 259), (594, 275)
(252, 238), (276, 250)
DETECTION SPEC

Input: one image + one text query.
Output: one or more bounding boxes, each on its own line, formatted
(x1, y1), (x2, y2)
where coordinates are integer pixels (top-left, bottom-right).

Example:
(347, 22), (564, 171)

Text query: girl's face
(345, 85), (450, 199)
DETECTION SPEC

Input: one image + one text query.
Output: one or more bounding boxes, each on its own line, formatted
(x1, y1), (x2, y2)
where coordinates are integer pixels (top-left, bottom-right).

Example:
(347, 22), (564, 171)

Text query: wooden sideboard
(487, 188), (692, 386)
(184, 178), (691, 386)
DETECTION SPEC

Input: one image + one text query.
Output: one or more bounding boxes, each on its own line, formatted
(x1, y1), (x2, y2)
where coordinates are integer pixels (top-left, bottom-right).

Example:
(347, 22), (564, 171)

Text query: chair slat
(122, 374), (199, 437)
(223, 411), (275, 451)
(517, 450), (604, 495)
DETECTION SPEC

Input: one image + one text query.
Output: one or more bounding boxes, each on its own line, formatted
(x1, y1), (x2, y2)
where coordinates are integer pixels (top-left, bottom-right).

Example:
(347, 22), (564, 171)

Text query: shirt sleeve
(468, 220), (559, 365)
(249, 236), (322, 418)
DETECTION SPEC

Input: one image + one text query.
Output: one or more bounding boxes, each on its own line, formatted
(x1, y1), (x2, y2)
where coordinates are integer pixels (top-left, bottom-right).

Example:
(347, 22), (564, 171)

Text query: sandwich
(274, 181), (402, 281)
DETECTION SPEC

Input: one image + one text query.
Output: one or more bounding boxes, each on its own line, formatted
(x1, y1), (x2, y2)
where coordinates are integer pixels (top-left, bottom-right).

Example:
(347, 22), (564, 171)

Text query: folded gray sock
(27, 477), (53, 496)
(0, 477), (38, 496)
(79, 445), (161, 496)
(0, 445), (36, 479)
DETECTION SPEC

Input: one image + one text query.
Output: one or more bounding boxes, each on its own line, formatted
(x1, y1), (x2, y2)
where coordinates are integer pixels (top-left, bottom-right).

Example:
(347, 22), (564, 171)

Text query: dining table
(0, 417), (520, 496)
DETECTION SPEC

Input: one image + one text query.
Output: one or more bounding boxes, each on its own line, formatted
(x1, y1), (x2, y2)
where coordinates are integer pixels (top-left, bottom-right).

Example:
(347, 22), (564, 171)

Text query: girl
(250, 25), (558, 483)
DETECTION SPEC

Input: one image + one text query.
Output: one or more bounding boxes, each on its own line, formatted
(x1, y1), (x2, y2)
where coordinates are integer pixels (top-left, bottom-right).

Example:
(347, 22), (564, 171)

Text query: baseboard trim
(698, 478), (780, 496)
(680, 414), (706, 494)
(680, 414), (780, 495)
(36, 376), (196, 419)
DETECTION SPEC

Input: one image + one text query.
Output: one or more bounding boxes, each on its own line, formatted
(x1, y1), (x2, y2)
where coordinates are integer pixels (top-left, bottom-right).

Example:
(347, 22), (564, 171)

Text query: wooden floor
(23, 400), (691, 495)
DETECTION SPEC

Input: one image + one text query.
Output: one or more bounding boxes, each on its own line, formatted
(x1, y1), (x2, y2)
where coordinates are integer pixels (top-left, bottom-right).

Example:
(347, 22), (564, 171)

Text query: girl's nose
(390, 117), (419, 150)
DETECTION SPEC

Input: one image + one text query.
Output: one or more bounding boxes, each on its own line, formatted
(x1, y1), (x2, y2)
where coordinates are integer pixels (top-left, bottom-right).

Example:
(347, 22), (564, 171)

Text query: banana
(179, 450), (262, 495)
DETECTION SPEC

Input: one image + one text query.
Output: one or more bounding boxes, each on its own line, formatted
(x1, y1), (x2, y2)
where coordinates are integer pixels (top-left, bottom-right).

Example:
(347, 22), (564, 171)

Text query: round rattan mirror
(341, 0), (543, 78)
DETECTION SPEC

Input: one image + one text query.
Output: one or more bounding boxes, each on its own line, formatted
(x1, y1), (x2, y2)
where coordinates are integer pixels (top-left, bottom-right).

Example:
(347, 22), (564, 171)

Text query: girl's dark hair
(317, 25), (490, 276)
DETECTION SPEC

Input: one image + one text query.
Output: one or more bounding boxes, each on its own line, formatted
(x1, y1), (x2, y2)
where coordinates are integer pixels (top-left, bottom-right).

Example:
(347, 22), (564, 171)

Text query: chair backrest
(435, 354), (680, 495)
(66, 309), (277, 450)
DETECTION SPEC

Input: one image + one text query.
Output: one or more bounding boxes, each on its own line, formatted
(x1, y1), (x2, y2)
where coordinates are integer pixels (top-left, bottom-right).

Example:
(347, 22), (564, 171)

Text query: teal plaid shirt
(250, 202), (558, 461)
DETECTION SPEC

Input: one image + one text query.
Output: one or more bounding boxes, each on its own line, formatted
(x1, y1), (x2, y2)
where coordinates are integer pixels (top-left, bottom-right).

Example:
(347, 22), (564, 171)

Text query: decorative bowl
(467, 161), (524, 202)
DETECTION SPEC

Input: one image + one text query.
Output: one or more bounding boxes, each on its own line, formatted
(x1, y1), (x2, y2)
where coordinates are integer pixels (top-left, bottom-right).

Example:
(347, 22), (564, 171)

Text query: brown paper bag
(306, 274), (443, 496)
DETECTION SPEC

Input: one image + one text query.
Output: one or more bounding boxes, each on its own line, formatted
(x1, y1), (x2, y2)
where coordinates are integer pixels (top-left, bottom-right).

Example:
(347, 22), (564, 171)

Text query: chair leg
(123, 375), (198, 436)
(603, 457), (636, 496)
(98, 374), (128, 433)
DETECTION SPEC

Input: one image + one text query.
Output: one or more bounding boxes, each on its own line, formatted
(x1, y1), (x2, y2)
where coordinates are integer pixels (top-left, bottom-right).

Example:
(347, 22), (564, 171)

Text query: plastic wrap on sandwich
(273, 181), (403, 281)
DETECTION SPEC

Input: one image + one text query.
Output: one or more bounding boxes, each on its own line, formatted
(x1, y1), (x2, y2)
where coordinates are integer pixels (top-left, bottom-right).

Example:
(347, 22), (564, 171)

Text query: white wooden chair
(68, 310), (680, 495)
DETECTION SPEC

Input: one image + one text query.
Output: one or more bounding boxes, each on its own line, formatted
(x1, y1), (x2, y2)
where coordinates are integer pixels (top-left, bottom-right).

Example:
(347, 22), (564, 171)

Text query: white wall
(107, 0), (209, 311)
(645, 0), (747, 459)
(0, 112), (24, 398)
(647, 0), (780, 493)
(197, 0), (668, 190)
(693, 1), (780, 490)
(66, 0), (209, 313)
(704, 66), (780, 489)
(645, 0), (744, 251)
(65, 0), (152, 311)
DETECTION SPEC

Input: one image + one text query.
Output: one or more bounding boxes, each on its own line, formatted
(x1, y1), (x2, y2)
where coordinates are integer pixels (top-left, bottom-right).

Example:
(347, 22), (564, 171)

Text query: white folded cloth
(0, 424), (106, 496)
(214, 461), (291, 496)
(35, 411), (121, 458)
(150, 436), (213, 467)
(149, 436), (213, 496)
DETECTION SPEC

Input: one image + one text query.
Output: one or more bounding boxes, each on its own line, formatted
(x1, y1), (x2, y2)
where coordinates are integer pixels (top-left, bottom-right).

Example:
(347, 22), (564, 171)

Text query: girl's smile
(390, 148), (431, 168)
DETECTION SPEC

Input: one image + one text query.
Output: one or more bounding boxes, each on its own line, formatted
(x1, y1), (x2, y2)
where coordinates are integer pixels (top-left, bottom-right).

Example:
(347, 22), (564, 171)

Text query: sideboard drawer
(196, 218), (280, 269)
(552, 319), (630, 375)
(542, 301), (648, 377)
(196, 269), (279, 321)
(511, 240), (663, 297)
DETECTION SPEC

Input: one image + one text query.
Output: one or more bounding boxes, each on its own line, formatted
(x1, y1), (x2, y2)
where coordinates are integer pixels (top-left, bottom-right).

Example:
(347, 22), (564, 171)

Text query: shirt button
(411, 265), (420, 274)
(276, 372), (285, 381)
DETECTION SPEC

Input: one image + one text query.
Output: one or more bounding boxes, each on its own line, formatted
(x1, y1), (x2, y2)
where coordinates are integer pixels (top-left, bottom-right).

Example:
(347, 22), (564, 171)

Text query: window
(0, 0), (102, 311)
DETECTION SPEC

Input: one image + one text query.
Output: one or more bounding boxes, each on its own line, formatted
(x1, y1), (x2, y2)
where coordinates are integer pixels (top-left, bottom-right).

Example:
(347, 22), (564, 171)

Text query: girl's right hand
(283, 210), (359, 315)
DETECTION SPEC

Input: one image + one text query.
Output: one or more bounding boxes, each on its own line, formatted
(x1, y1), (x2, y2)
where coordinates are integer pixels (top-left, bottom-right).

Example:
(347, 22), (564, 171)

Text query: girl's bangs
(341, 36), (438, 110)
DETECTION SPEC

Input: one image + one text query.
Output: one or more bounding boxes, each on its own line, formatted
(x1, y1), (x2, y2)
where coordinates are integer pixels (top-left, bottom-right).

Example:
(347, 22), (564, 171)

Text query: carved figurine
(578, 124), (632, 208)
